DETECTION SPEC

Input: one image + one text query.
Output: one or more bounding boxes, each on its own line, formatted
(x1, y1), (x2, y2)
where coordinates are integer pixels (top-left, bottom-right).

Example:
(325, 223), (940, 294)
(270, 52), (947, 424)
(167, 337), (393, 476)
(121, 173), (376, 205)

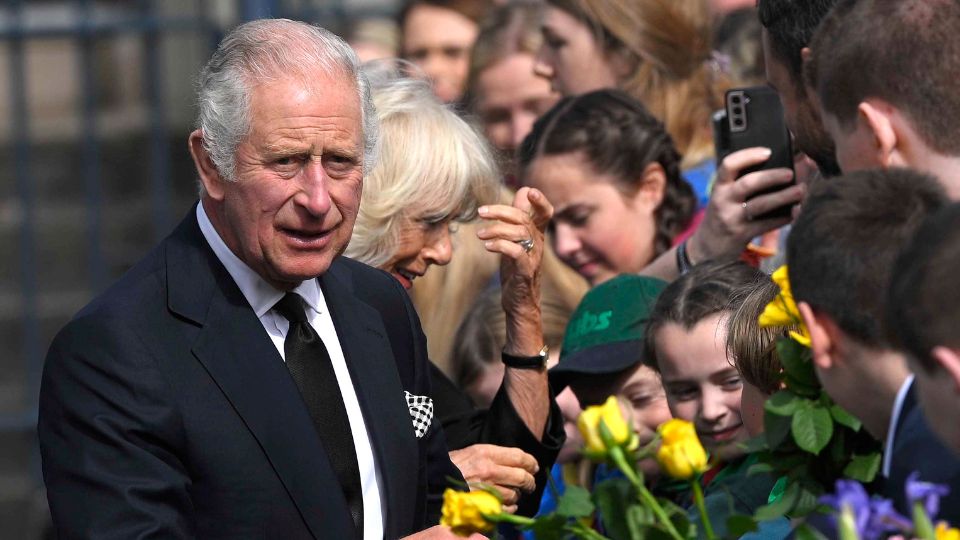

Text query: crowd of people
(34, 0), (960, 539)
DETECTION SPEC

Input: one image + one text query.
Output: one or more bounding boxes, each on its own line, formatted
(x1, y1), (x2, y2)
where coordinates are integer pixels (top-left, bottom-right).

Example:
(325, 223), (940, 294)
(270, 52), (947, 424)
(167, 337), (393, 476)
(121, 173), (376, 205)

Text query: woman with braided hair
(518, 89), (697, 287)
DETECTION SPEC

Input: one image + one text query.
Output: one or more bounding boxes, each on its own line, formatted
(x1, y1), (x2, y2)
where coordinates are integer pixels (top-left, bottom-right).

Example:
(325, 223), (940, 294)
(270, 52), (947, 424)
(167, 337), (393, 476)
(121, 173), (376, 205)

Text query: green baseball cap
(549, 274), (667, 389)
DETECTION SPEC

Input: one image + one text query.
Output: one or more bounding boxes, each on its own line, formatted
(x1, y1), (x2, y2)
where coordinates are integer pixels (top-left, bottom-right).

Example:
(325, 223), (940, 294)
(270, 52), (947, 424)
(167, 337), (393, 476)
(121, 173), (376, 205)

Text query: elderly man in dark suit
(38, 19), (480, 539)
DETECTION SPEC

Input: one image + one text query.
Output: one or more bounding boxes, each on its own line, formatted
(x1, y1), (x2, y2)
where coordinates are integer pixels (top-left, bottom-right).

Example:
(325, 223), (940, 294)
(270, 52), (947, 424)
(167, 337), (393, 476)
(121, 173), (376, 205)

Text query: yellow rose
(758, 265), (812, 347)
(655, 419), (708, 480)
(577, 396), (637, 456)
(440, 488), (501, 536)
(936, 522), (960, 540)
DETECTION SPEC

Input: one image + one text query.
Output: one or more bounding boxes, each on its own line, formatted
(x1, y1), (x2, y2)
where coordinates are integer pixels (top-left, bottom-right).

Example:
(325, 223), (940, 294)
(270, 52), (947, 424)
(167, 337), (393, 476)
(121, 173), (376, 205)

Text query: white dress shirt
(197, 204), (384, 539)
(882, 374), (916, 478)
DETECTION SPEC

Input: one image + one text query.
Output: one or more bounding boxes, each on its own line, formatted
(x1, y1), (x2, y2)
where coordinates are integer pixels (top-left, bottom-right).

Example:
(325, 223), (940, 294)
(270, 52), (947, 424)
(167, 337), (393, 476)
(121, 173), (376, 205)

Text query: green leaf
(783, 371), (822, 398)
(843, 452), (882, 482)
(754, 480), (800, 521)
(791, 405), (834, 455)
(726, 515), (759, 537)
(555, 485), (595, 518)
(778, 340), (819, 385)
(765, 408), (794, 448)
(765, 390), (804, 416)
(792, 483), (823, 516)
(747, 462), (775, 476)
(625, 505), (647, 540)
(594, 478), (638, 539)
(793, 523), (831, 540)
(829, 404), (862, 431)
(526, 514), (567, 539)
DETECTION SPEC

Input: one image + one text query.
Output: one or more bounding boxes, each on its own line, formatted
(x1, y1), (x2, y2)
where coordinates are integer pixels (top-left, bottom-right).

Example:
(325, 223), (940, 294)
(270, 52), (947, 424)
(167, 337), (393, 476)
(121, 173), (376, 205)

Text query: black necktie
(273, 293), (363, 538)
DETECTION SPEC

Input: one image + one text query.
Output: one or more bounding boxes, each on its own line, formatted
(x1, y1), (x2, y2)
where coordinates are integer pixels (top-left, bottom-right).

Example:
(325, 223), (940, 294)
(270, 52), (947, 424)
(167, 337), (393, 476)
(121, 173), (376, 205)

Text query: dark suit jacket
(38, 209), (463, 539)
(884, 381), (960, 524)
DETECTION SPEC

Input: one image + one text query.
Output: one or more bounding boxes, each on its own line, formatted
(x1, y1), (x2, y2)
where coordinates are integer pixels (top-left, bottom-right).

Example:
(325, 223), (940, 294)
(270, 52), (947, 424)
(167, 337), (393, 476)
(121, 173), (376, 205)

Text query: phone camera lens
(732, 106), (743, 115)
(733, 118), (744, 127)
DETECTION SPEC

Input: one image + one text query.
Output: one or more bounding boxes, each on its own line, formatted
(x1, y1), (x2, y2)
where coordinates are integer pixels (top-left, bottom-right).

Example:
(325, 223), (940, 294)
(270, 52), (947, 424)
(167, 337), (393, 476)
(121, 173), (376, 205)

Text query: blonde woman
(346, 69), (565, 516)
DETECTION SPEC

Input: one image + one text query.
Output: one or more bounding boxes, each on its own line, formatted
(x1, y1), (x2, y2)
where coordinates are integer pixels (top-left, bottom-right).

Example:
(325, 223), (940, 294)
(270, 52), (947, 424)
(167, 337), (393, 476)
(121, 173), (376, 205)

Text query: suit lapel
(166, 212), (355, 540)
(321, 264), (420, 537)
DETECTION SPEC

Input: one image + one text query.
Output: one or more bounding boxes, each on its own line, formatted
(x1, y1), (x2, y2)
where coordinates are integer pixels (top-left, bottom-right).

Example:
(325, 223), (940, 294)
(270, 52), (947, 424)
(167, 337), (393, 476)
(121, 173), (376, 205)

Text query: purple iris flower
(820, 479), (911, 540)
(905, 472), (950, 520)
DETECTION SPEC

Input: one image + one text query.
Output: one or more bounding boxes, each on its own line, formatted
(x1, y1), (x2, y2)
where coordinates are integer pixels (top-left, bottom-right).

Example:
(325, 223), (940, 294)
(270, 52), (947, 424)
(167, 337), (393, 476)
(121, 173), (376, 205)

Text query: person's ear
(857, 101), (898, 169)
(608, 46), (639, 81)
(931, 346), (960, 394)
(798, 301), (836, 371)
(189, 129), (226, 201)
(631, 162), (667, 210)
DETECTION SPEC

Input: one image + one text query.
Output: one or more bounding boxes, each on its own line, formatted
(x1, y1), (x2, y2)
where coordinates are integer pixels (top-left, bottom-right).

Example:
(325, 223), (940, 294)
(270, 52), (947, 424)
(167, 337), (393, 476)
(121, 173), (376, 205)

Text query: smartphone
(713, 85), (795, 220)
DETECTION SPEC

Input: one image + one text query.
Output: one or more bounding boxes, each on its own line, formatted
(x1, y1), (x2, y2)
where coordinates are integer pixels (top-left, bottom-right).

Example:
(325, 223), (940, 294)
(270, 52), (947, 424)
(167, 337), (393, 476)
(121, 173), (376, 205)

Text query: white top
(883, 375), (916, 478)
(197, 203), (384, 539)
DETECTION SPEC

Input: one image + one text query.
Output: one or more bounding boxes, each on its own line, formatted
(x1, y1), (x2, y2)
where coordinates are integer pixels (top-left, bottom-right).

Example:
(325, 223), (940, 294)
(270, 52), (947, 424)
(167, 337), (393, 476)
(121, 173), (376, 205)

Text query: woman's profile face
(402, 3), (479, 103)
(524, 152), (661, 287)
(534, 6), (620, 96)
(654, 313), (749, 462)
(380, 215), (454, 289)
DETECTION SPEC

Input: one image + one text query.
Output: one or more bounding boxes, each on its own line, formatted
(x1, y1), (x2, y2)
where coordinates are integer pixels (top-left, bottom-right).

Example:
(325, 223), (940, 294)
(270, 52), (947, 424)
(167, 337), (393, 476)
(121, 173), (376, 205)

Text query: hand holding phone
(713, 86), (796, 220)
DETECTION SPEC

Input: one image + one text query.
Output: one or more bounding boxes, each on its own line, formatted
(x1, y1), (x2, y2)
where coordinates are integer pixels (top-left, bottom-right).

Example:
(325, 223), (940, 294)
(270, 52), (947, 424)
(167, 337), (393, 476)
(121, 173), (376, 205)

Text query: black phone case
(714, 86), (795, 220)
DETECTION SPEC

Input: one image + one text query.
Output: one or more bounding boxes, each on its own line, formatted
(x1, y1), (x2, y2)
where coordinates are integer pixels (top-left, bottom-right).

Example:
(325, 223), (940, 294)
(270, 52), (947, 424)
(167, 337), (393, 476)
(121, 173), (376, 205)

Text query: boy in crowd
(886, 204), (960, 457)
(787, 168), (960, 521)
(808, 0), (960, 198)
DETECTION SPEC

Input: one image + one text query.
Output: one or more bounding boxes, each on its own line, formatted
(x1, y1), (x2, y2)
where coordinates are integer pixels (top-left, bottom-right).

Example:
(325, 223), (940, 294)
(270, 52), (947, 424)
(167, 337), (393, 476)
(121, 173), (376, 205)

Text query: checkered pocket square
(404, 391), (433, 439)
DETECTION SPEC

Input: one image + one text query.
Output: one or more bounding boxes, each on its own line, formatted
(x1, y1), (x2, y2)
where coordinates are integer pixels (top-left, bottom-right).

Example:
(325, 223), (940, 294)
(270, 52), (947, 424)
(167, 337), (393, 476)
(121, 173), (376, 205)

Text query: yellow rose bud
(936, 522), (960, 540)
(758, 265), (812, 348)
(577, 396), (636, 456)
(659, 417), (698, 445)
(440, 488), (501, 537)
(655, 419), (708, 480)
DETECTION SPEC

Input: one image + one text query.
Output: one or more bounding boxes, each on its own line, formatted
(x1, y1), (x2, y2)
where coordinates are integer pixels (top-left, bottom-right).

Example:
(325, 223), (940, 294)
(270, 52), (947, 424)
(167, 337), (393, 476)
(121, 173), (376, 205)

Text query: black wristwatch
(501, 345), (549, 369)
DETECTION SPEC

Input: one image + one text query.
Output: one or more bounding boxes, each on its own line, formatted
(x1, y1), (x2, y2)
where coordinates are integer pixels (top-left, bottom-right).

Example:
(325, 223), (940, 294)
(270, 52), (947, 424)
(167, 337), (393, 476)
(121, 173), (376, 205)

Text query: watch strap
(501, 345), (549, 369)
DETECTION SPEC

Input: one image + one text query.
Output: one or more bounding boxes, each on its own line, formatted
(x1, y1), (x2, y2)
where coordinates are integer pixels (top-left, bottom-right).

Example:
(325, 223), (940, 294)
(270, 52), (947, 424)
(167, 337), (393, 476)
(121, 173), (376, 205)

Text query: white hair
(196, 19), (379, 183)
(345, 62), (499, 268)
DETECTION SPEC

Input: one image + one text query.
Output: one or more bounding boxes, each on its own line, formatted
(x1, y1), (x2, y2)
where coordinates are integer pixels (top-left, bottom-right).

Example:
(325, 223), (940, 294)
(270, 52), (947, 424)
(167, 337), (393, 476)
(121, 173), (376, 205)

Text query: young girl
(644, 261), (787, 538)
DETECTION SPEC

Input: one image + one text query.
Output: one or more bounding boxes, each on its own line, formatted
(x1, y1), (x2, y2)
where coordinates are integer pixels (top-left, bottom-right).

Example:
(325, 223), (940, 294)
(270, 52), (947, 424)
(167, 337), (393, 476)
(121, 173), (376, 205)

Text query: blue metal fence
(2, 0), (393, 534)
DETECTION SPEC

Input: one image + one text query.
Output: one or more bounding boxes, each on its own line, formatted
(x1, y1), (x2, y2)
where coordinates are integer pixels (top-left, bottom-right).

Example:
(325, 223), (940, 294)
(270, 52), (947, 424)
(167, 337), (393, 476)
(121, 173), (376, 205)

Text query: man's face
(762, 29), (841, 176)
(203, 74), (364, 290)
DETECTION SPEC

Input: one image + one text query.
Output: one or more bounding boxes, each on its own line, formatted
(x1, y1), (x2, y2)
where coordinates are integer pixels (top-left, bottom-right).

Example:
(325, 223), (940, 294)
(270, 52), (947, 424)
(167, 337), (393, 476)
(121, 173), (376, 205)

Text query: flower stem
(485, 512), (537, 527)
(912, 501), (936, 540)
(609, 446), (684, 540)
(692, 479), (716, 540)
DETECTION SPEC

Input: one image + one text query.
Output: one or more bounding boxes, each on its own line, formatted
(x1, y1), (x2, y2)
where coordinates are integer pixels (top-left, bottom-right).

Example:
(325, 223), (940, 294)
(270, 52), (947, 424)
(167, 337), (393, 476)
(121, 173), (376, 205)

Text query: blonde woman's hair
(345, 63), (499, 268)
(548, 0), (726, 168)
